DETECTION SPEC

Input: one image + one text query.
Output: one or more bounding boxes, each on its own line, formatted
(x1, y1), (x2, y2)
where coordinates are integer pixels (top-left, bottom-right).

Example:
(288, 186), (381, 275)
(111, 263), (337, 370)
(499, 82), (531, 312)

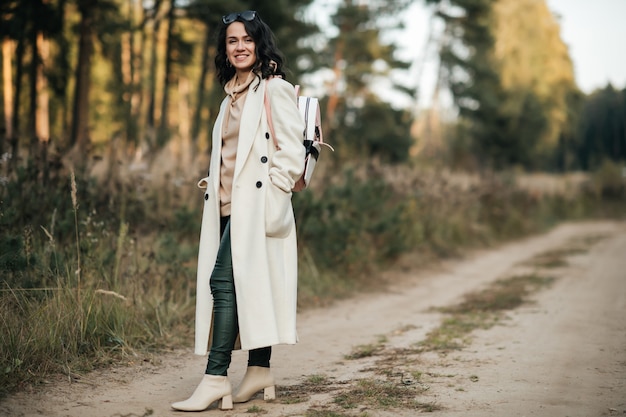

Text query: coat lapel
(211, 97), (228, 193)
(234, 78), (265, 181)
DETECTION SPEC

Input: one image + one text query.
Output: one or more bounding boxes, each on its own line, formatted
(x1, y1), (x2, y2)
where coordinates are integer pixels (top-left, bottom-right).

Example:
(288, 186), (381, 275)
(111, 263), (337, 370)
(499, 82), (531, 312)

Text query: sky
(545, 0), (626, 93)
(396, 0), (626, 110)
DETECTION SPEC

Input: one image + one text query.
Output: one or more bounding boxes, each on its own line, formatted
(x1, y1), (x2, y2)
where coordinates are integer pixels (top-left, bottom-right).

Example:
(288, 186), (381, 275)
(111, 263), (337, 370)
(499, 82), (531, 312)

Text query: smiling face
(225, 22), (257, 79)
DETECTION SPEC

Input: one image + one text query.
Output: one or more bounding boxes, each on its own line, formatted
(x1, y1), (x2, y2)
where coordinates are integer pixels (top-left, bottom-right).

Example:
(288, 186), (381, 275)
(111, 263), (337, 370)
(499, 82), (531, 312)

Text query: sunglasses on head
(222, 10), (257, 24)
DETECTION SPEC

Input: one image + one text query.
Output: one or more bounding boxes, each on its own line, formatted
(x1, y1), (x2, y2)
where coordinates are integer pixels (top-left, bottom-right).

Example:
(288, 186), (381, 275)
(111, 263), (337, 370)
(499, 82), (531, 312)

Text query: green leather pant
(205, 217), (271, 376)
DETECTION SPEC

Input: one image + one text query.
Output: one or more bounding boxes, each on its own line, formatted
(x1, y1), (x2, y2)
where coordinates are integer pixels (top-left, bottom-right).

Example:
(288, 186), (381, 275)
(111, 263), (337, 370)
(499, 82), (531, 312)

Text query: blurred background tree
(1, 0), (623, 177)
(0, 0), (319, 178)
(423, 0), (587, 170)
(320, 0), (414, 163)
(576, 85), (626, 170)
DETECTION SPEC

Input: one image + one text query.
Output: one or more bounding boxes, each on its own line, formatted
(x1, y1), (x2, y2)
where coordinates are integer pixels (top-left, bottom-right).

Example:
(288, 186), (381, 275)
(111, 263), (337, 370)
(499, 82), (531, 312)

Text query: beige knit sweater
(219, 72), (256, 216)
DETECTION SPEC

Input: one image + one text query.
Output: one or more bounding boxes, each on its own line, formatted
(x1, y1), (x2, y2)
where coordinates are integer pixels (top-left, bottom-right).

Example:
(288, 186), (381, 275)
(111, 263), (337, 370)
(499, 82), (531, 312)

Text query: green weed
(305, 409), (355, 417)
(345, 336), (387, 360)
(245, 405), (267, 414)
(334, 379), (439, 411)
(420, 274), (555, 351)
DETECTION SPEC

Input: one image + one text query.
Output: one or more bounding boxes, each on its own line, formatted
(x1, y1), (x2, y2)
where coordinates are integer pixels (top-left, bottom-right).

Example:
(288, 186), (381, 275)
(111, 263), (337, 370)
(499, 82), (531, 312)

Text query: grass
(278, 371), (441, 415)
(523, 234), (609, 268)
(278, 374), (339, 404)
(0, 172), (196, 396)
(344, 335), (387, 360)
(109, 409), (154, 417)
(0, 284), (167, 392)
(1, 160), (623, 399)
(524, 247), (585, 268)
(334, 379), (439, 412)
(245, 405), (268, 414)
(305, 410), (356, 417)
(419, 273), (555, 351)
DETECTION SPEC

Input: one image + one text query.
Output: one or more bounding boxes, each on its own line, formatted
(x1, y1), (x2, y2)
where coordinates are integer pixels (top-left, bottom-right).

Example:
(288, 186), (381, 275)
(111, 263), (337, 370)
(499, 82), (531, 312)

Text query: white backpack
(264, 84), (333, 191)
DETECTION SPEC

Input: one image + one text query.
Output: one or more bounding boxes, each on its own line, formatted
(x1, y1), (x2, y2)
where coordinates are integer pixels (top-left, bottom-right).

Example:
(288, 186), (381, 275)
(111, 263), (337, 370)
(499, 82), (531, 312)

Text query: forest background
(0, 0), (625, 396)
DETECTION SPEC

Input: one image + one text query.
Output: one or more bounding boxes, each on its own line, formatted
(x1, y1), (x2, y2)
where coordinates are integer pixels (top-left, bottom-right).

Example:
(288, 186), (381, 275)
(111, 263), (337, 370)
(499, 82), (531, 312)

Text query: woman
(171, 10), (305, 412)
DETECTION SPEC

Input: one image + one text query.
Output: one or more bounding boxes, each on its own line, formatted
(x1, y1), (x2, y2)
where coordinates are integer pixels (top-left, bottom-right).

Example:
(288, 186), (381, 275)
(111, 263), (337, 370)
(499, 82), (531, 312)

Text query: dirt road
(1, 221), (625, 417)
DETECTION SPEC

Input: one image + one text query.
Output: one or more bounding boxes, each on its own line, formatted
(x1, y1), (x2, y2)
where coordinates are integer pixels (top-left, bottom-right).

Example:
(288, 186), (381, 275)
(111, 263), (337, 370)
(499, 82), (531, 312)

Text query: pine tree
(323, 0), (413, 162)
(425, 0), (579, 169)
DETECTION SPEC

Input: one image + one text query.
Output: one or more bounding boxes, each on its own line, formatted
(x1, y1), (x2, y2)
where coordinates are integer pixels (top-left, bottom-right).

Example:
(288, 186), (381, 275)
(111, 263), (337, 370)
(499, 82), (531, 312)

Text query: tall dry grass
(1, 160), (198, 395)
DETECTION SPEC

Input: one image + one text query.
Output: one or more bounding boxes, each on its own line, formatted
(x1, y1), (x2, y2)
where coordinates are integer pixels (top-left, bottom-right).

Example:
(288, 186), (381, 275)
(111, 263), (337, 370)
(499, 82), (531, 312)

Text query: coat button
(256, 181), (262, 188)
(261, 156), (268, 163)
(265, 132), (270, 139)
(204, 193), (209, 200)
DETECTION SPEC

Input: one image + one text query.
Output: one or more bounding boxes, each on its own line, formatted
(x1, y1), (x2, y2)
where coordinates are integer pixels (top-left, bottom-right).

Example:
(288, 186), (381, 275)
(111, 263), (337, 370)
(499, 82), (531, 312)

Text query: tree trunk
(326, 0), (353, 134)
(35, 31), (51, 182)
(121, 34), (132, 88)
(191, 25), (212, 144)
(158, 0), (175, 147)
(9, 36), (25, 171)
(177, 75), (191, 169)
(121, 30), (134, 143)
(28, 29), (38, 151)
(56, 0), (70, 143)
(411, 5), (449, 159)
(325, 40), (343, 133)
(70, 2), (94, 159)
(130, 0), (144, 146)
(146, 0), (163, 146)
(2, 39), (14, 152)
(36, 31), (50, 144)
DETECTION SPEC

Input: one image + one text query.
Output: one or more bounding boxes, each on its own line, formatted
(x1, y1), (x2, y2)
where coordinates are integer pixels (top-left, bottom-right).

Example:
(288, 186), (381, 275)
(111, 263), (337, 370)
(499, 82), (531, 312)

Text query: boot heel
(171, 375), (232, 412)
(233, 366), (276, 403)
(263, 385), (276, 401)
(220, 394), (233, 410)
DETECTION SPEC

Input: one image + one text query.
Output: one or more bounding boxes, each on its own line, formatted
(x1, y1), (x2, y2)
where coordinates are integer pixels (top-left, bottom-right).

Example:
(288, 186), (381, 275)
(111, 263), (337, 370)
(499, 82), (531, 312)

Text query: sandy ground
(1, 221), (625, 417)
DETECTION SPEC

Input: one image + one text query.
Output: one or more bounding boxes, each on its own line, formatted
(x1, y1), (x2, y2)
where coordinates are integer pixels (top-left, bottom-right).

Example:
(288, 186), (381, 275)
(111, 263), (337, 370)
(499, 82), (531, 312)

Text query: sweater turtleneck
(219, 72), (256, 217)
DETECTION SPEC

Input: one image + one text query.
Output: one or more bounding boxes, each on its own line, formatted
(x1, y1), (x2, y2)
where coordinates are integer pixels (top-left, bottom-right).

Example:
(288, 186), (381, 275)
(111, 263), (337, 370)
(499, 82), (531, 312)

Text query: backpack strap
(263, 85), (280, 151)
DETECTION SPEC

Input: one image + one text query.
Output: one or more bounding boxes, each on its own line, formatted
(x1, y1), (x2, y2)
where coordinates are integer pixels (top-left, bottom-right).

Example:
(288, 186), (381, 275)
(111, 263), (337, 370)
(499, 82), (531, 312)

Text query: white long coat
(194, 77), (305, 355)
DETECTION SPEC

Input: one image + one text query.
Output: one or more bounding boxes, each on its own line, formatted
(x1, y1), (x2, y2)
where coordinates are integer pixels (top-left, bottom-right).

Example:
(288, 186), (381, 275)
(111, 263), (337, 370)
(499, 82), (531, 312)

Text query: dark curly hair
(215, 12), (287, 89)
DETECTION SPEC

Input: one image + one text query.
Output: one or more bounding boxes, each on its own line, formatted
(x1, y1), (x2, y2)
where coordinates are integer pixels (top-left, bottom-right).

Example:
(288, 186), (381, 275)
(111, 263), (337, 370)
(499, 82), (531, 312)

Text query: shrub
(589, 159), (626, 200)
(1, 158), (624, 395)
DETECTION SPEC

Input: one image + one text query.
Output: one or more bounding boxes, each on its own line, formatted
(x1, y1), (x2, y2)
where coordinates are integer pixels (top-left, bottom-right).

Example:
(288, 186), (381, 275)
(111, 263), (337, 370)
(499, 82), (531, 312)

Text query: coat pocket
(265, 182), (293, 238)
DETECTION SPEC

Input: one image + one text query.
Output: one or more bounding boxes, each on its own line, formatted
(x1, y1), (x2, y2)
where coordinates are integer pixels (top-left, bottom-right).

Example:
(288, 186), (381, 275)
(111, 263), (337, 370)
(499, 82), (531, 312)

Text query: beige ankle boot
(233, 366), (276, 403)
(171, 374), (233, 411)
